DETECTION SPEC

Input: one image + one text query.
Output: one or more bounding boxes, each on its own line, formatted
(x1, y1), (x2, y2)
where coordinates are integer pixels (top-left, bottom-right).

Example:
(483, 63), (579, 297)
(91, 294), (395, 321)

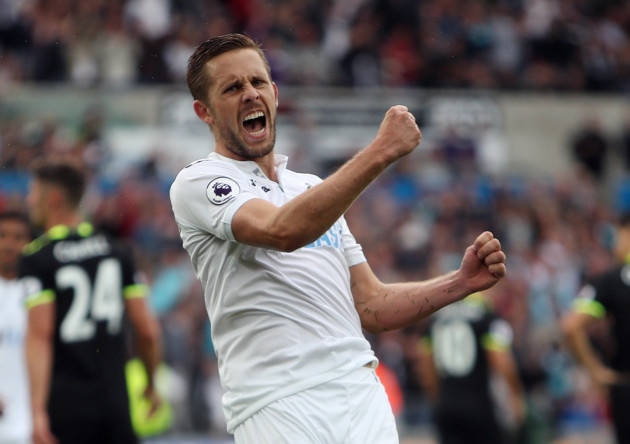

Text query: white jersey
(170, 152), (376, 432)
(0, 277), (32, 444)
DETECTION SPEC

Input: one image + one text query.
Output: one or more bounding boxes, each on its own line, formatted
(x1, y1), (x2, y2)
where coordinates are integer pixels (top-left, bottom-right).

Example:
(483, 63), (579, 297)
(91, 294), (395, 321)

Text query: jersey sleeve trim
(573, 298), (606, 318)
(124, 284), (149, 300)
(25, 289), (55, 309)
(481, 333), (509, 351)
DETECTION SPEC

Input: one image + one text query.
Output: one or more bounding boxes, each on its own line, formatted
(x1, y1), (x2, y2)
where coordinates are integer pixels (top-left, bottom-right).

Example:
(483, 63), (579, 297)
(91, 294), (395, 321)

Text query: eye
(224, 83), (240, 93)
(252, 79), (265, 87)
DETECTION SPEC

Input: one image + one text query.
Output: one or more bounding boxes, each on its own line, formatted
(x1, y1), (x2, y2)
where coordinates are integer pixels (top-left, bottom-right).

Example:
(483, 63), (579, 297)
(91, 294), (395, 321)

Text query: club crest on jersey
(207, 177), (240, 205)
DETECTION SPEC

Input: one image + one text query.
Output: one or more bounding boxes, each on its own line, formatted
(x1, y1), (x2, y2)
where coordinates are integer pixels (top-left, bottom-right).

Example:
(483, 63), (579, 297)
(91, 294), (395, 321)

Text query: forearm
(235, 106), (421, 251)
(565, 327), (604, 374)
(489, 350), (526, 421)
(418, 347), (440, 402)
(26, 333), (53, 414)
(505, 366), (525, 407)
(260, 149), (390, 251)
(561, 312), (606, 375)
(356, 271), (468, 333)
(136, 322), (162, 389)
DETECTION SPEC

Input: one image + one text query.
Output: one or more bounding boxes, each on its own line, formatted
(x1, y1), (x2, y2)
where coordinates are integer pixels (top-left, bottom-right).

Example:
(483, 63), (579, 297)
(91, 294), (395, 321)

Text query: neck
(0, 266), (17, 280)
(214, 147), (278, 182)
(253, 157), (278, 182)
(45, 211), (84, 232)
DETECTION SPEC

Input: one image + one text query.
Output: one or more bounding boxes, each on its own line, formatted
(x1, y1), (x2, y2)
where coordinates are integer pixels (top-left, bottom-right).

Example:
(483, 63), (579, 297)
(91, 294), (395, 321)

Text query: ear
(193, 100), (214, 126)
(273, 82), (279, 108)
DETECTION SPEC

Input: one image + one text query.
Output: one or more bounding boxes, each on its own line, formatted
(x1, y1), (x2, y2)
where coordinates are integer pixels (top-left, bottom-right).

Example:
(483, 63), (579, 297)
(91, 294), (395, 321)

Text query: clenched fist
(368, 105), (422, 165)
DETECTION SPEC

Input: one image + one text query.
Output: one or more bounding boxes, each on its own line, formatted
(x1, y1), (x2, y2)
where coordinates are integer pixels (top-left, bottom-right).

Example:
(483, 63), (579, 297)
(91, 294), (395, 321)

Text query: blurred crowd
(0, 0), (630, 91)
(0, 100), (627, 441)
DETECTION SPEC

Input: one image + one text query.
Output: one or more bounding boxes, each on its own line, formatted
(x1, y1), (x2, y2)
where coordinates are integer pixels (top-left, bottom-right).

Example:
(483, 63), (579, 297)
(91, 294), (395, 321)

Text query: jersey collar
(47, 222), (94, 240)
(208, 152), (289, 182)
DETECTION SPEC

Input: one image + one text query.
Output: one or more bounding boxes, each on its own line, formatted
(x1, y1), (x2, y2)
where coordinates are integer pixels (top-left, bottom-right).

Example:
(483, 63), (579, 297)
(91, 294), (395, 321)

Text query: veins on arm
(356, 281), (456, 333)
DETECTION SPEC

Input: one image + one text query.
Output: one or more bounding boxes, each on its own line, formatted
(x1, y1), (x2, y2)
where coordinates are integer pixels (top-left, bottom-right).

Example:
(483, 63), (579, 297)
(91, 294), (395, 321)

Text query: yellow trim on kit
(48, 225), (70, 240)
(124, 284), (149, 300)
(77, 222), (93, 237)
(418, 336), (433, 354)
(23, 235), (50, 256)
(573, 298), (606, 319)
(25, 289), (56, 309)
(464, 292), (492, 310)
(481, 333), (509, 352)
(23, 223), (95, 255)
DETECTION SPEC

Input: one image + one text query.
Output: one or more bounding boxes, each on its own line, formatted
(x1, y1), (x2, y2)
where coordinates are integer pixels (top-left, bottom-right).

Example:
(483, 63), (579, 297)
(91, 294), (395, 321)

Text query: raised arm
(350, 231), (506, 333)
(232, 105), (421, 251)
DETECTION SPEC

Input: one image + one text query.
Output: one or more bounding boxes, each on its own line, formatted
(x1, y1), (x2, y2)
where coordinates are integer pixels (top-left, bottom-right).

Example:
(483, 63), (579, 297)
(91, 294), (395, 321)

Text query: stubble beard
(218, 120), (276, 160)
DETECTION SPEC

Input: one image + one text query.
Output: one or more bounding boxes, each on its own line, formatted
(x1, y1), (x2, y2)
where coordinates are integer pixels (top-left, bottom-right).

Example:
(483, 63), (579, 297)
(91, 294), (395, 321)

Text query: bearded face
(201, 48), (279, 162)
(209, 101), (277, 160)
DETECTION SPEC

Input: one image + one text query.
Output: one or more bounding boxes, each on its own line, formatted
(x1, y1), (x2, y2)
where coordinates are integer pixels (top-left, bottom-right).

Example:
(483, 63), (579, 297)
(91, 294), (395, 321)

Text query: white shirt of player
(0, 276), (32, 444)
(170, 153), (376, 432)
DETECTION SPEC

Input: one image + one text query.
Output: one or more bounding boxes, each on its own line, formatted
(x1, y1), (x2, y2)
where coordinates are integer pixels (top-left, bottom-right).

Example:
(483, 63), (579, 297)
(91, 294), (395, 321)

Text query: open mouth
(243, 111), (266, 136)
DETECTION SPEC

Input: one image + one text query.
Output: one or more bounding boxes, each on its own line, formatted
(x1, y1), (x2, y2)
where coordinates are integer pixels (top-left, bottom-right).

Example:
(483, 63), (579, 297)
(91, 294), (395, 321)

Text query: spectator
(569, 116), (609, 182)
(0, 211), (32, 444)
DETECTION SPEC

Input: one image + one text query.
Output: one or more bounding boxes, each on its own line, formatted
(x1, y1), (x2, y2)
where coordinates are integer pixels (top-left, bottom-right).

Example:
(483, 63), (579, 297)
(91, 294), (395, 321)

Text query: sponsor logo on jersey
(304, 222), (342, 249)
(207, 177), (240, 205)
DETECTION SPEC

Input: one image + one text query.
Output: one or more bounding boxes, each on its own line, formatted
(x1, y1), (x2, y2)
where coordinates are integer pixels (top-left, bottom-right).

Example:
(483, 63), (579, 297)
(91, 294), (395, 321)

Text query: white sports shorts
(233, 365), (399, 444)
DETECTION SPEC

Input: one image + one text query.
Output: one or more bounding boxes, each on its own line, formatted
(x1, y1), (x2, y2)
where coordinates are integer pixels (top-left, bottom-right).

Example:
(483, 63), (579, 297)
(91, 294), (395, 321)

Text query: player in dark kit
(418, 292), (525, 444)
(562, 213), (630, 444)
(20, 157), (162, 444)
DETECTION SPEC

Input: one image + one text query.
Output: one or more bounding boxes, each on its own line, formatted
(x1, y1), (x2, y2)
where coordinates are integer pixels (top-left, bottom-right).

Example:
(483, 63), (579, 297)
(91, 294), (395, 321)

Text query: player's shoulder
(177, 156), (213, 174)
(176, 154), (244, 177)
(172, 154), (251, 195)
(22, 224), (75, 257)
(23, 233), (51, 257)
(586, 264), (627, 290)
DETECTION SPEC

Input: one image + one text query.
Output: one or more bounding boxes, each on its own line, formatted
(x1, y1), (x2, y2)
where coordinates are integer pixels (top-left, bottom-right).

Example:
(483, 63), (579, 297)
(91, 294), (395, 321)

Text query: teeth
(244, 111), (264, 122)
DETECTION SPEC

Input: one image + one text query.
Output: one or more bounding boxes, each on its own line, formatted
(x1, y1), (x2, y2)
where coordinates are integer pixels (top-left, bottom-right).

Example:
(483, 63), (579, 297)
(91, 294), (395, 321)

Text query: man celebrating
(170, 33), (507, 443)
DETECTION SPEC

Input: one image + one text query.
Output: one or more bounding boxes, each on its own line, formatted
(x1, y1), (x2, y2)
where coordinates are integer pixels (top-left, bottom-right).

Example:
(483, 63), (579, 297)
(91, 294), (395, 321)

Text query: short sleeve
(339, 216), (366, 267)
(572, 283), (607, 319)
(116, 242), (149, 299)
(170, 160), (257, 241)
(482, 318), (513, 351)
(19, 254), (54, 308)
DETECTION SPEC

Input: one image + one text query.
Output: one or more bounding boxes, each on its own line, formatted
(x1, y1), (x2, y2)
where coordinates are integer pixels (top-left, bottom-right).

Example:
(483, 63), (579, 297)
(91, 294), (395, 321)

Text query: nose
(241, 83), (259, 102)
